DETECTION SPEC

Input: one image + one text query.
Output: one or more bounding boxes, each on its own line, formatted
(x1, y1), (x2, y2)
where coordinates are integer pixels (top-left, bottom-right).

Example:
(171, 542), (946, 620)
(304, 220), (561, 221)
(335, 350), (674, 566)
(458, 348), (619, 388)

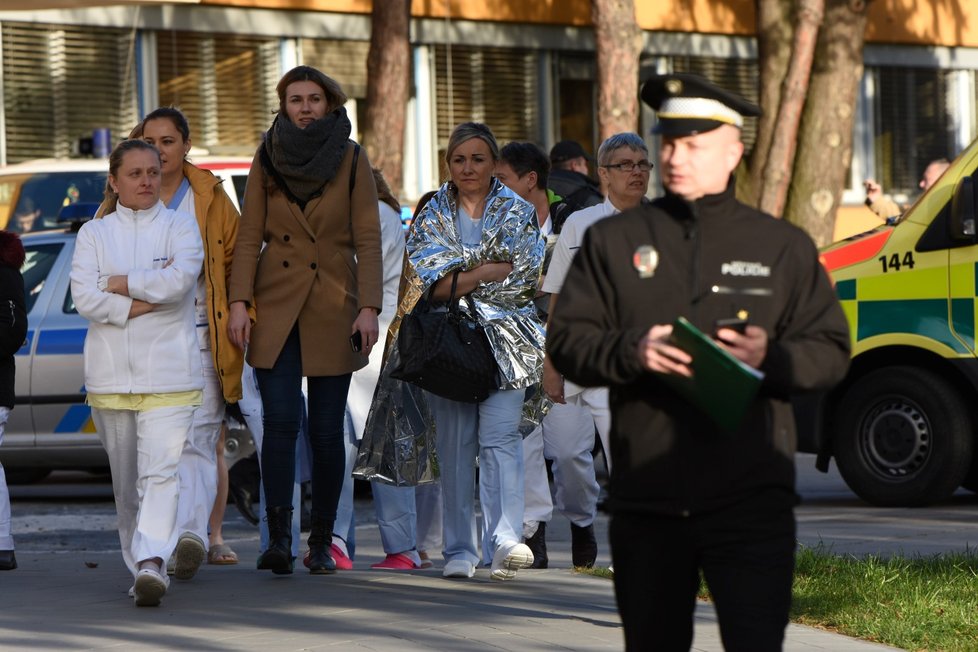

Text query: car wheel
(834, 367), (973, 506)
(5, 467), (51, 485)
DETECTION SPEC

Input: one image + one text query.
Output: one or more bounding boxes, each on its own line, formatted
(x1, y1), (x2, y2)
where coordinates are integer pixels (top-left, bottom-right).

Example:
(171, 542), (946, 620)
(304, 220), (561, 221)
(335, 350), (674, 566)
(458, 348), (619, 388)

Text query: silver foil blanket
(355, 179), (546, 485)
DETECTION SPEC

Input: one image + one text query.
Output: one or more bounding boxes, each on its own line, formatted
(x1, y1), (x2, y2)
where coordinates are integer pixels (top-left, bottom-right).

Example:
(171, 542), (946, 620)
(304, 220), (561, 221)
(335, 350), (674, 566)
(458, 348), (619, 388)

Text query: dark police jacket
(547, 182), (850, 517)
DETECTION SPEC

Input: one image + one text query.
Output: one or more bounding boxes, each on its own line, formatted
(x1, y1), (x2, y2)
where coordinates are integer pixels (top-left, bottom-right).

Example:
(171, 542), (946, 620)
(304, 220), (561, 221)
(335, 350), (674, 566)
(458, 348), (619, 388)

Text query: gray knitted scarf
(262, 107), (352, 205)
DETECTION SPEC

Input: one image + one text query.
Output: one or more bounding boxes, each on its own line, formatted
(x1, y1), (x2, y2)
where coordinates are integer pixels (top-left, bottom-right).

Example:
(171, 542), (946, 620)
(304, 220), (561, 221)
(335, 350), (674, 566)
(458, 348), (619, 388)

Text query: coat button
(283, 261), (290, 268)
(311, 237), (316, 243)
(310, 263), (317, 270)
(284, 234), (291, 242)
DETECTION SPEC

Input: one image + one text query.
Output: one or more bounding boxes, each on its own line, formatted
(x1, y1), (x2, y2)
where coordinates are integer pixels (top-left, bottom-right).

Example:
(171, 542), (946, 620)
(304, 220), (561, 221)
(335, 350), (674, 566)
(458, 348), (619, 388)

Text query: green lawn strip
(787, 545), (978, 652)
(578, 546), (978, 652)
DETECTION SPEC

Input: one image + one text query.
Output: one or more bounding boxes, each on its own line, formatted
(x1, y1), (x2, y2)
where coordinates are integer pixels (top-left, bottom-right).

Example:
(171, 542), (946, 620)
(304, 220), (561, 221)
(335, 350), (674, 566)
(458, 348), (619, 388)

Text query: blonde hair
(100, 140), (161, 215)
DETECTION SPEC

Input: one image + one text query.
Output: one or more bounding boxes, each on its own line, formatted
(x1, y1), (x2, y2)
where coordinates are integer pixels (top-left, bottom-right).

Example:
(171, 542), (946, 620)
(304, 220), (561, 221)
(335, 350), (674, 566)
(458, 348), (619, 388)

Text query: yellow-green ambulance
(806, 138), (978, 506)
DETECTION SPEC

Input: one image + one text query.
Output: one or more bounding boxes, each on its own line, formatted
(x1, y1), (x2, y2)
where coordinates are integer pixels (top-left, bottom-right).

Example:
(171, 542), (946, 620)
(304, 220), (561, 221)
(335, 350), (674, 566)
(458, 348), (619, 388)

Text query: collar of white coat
(114, 199), (165, 224)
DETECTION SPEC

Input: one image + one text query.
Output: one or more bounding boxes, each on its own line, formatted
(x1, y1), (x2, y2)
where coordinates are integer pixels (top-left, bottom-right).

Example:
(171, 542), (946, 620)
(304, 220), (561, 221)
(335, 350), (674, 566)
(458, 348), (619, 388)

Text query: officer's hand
(542, 356), (565, 404)
(715, 325), (768, 369)
(638, 325), (692, 377)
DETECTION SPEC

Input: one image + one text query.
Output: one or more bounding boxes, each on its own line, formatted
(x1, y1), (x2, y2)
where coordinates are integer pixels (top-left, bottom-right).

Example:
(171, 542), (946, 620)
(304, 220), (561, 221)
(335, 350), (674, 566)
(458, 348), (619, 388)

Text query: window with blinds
(1, 21), (138, 163)
(670, 56), (759, 156)
(301, 39), (370, 101)
(873, 66), (954, 195)
(433, 44), (540, 175)
(156, 30), (280, 155)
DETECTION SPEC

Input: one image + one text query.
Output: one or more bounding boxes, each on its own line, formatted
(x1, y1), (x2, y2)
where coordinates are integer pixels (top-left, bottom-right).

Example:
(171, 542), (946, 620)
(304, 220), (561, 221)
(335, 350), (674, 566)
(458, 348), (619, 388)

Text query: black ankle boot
(524, 522), (548, 569)
(257, 506), (294, 575)
(306, 515), (336, 575)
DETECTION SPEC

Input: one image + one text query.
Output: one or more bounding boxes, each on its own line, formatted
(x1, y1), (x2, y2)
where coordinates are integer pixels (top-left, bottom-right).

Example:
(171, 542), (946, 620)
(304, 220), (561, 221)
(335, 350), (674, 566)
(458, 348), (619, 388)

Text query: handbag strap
(447, 270), (461, 305)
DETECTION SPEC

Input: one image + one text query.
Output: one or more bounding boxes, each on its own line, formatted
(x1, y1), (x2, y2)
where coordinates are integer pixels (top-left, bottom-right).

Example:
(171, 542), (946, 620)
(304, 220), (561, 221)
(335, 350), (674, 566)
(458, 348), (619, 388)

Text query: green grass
(787, 545), (978, 651)
(579, 545), (978, 651)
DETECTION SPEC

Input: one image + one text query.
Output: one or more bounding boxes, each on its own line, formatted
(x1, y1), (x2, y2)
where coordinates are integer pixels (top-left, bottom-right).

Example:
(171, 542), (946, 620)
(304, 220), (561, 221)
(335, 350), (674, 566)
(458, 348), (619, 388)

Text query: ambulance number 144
(879, 251), (915, 273)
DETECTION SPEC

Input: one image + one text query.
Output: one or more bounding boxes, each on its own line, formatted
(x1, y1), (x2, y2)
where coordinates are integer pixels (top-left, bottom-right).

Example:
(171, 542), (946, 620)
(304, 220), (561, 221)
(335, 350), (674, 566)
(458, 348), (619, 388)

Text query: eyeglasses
(601, 160), (653, 172)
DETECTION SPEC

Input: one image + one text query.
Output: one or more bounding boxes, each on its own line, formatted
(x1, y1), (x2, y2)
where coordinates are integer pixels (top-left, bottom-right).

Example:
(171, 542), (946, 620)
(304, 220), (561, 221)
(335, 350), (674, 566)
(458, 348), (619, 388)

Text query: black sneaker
(570, 523), (597, 568)
(523, 522), (548, 569)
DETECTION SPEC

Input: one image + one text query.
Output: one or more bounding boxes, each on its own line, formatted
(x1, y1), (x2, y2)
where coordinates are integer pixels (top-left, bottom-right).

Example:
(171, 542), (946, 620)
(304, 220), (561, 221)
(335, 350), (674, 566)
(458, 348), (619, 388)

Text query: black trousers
(610, 500), (795, 652)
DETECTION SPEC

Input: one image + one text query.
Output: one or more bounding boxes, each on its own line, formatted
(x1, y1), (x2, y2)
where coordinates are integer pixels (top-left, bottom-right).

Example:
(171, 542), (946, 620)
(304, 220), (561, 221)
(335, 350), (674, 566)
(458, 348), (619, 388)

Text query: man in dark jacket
(547, 73), (851, 651)
(548, 140), (603, 214)
(0, 230), (27, 570)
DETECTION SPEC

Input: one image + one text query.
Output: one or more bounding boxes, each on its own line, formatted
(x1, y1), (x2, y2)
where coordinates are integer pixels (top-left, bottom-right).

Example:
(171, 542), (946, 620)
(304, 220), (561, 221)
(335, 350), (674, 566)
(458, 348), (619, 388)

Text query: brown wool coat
(228, 142), (383, 376)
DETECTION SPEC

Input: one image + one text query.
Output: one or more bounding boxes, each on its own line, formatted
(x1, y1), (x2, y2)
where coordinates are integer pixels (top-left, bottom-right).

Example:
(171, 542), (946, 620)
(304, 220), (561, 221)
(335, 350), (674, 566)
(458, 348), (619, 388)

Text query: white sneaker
(490, 541), (534, 581)
(442, 559), (476, 579)
(133, 568), (168, 607)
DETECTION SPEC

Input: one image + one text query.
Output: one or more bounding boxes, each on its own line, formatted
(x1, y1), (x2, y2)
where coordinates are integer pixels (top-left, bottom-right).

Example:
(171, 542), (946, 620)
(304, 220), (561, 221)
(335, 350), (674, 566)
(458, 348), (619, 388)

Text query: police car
(0, 156), (253, 483)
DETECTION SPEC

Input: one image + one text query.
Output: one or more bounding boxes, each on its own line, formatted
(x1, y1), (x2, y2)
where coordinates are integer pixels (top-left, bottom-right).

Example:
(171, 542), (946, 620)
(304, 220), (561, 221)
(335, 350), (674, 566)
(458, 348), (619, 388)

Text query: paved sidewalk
(0, 510), (902, 651)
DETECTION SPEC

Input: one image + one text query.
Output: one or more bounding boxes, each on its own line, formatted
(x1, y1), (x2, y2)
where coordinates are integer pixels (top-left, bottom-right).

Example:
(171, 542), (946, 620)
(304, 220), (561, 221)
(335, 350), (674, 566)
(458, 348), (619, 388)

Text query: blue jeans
(256, 326), (351, 526)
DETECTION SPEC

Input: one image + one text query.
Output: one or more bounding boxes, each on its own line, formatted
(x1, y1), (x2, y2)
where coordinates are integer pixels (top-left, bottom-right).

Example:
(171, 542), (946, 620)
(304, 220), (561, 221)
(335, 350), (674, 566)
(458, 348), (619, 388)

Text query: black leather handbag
(390, 270), (499, 403)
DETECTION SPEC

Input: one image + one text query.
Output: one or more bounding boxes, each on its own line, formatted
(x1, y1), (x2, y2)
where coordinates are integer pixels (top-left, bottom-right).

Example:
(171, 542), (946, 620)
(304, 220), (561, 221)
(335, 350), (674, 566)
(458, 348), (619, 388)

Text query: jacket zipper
(127, 214), (138, 394)
(680, 201), (700, 517)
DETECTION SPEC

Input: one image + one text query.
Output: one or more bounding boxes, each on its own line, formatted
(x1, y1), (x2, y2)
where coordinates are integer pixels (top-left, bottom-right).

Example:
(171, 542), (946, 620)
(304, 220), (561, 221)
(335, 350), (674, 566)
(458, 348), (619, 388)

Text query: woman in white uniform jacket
(70, 139), (204, 607)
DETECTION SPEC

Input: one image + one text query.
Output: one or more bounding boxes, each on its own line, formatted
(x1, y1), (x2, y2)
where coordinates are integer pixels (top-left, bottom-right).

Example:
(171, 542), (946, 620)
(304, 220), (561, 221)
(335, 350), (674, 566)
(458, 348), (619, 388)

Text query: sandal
(207, 543), (239, 565)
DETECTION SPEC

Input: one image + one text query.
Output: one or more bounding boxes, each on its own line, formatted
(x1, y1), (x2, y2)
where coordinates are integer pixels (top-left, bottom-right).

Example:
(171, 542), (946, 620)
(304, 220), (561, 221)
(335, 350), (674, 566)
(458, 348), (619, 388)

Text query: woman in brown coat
(227, 66), (383, 575)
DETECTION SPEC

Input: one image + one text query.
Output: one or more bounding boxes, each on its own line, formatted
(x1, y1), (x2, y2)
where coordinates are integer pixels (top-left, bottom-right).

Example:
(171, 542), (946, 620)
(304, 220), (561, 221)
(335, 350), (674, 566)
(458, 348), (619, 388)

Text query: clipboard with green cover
(659, 316), (765, 433)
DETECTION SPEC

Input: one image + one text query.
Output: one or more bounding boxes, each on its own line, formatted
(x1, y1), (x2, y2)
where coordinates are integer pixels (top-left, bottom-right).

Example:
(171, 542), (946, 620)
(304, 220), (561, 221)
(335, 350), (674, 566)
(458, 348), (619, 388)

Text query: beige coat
(228, 142), (383, 376)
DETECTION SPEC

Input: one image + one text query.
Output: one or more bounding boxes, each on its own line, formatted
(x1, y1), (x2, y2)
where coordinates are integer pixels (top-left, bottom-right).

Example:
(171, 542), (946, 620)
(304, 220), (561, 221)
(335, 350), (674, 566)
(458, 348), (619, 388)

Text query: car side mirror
(949, 176), (977, 241)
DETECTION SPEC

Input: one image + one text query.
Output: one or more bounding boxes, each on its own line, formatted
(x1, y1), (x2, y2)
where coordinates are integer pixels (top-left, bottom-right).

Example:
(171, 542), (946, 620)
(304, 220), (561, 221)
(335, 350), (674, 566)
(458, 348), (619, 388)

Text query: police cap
(641, 73), (761, 136)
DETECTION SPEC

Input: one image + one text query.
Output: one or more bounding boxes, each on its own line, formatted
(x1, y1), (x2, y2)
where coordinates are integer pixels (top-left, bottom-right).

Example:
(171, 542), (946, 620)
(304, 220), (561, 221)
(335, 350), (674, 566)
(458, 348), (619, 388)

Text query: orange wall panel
(201, 0), (978, 48)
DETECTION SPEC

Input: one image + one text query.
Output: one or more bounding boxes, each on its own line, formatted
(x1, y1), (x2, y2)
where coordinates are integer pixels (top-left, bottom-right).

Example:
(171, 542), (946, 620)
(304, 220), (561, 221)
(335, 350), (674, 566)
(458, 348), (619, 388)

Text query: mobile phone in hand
(714, 316), (749, 336)
(350, 331), (363, 353)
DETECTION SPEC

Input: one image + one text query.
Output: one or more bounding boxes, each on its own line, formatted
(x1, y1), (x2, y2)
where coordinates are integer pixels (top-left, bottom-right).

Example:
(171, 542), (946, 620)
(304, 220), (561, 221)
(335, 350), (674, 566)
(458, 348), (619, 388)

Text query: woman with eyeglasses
(540, 131), (652, 519)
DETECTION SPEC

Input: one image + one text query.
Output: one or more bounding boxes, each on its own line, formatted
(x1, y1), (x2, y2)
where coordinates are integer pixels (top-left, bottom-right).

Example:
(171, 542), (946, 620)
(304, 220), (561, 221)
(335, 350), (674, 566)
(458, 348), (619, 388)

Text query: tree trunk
(591, 0), (642, 139)
(784, 0), (870, 245)
(746, 0), (794, 205)
(362, 0), (411, 195)
(757, 0), (824, 217)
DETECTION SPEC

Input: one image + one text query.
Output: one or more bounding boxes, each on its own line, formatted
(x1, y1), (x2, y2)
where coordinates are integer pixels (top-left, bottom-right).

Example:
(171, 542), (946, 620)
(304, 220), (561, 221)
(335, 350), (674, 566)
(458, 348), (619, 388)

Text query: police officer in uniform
(547, 73), (851, 651)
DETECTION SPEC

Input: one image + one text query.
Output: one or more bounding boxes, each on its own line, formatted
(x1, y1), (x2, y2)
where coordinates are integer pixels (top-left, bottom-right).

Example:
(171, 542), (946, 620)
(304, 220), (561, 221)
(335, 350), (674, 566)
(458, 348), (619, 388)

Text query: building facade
(1, 0), (976, 237)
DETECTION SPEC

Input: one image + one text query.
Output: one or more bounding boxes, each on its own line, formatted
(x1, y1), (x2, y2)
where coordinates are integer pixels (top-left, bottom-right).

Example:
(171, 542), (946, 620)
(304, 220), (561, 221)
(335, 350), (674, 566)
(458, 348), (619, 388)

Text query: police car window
(231, 175), (247, 209)
(21, 243), (64, 313)
(64, 287), (77, 315)
(10, 172), (106, 234)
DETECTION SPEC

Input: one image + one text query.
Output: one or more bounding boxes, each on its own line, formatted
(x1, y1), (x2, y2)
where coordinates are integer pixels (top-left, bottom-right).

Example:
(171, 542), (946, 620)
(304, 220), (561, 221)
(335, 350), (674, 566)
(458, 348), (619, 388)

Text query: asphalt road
(8, 453), (978, 559)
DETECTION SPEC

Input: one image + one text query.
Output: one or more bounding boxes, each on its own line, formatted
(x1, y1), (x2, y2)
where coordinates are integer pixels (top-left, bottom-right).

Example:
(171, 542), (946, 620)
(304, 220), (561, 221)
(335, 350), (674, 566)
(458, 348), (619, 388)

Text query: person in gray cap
(547, 72), (851, 651)
(548, 140), (603, 214)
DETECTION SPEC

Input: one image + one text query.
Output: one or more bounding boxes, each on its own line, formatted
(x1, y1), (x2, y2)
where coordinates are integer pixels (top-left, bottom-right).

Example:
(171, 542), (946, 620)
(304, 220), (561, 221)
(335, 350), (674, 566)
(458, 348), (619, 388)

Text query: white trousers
(176, 351), (224, 548)
(93, 404), (195, 577)
(522, 387), (611, 531)
(428, 389), (525, 567)
(0, 406), (12, 550)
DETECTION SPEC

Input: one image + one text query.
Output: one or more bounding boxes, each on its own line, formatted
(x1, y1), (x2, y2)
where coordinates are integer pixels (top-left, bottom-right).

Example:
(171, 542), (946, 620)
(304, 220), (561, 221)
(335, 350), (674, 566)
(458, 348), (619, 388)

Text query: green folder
(660, 316), (765, 433)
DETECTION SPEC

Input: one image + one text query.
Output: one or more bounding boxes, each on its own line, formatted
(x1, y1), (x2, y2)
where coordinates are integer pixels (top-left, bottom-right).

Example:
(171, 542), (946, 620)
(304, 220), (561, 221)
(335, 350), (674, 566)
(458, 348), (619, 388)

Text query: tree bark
(746, 0), (793, 205)
(784, 0), (870, 245)
(363, 0), (411, 195)
(591, 0), (642, 139)
(757, 0), (824, 217)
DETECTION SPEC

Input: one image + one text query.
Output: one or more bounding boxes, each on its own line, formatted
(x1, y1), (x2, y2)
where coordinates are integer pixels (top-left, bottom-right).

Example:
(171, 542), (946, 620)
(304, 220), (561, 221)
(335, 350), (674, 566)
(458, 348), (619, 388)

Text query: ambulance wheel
(834, 367), (973, 506)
